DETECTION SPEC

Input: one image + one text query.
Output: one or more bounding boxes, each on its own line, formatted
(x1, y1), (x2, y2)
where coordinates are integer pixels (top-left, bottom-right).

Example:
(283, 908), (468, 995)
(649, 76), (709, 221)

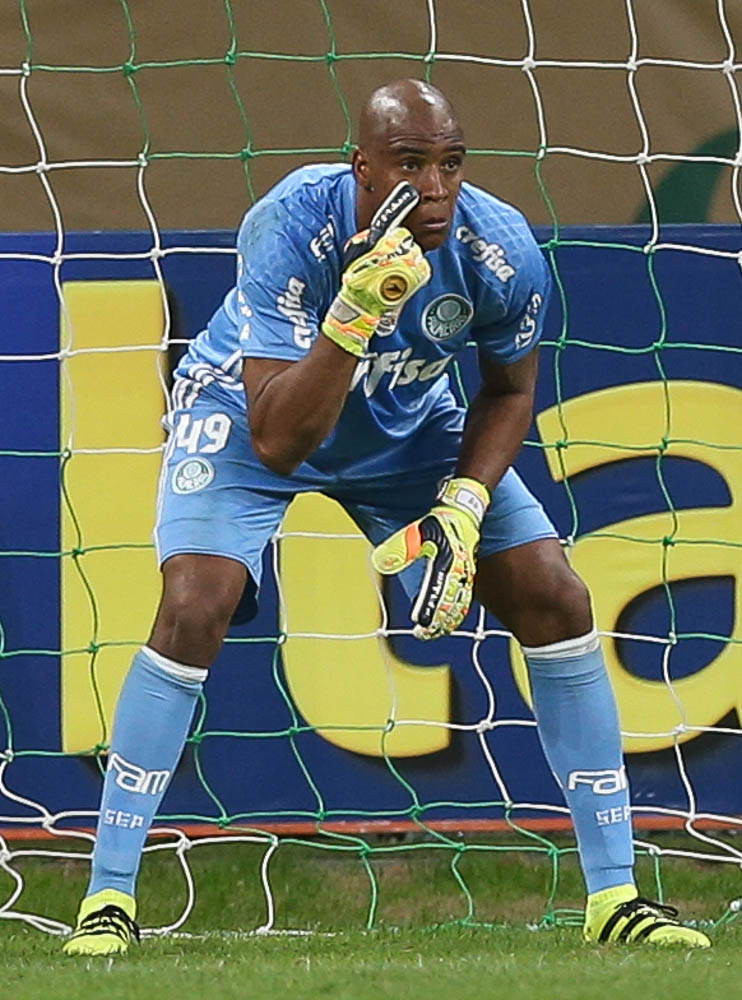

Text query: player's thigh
(149, 552), (249, 663)
(339, 468), (451, 601)
(155, 386), (293, 621)
(343, 465), (559, 604)
(473, 472), (591, 643)
(478, 466), (558, 560)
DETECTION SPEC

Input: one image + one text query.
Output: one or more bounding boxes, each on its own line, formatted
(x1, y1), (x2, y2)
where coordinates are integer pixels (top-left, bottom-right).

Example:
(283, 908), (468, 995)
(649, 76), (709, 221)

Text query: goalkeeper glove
(322, 181), (432, 357)
(371, 477), (491, 640)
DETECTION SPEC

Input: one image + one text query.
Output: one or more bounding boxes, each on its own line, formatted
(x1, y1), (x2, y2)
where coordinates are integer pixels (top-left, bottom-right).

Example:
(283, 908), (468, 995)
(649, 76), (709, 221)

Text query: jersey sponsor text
(350, 348), (454, 397)
(455, 225), (516, 282)
(277, 276), (313, 349)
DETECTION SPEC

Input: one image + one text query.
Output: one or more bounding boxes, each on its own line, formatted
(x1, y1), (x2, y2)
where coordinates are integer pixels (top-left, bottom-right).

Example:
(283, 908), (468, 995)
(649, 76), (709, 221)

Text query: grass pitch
(2, 833), (741, 1000)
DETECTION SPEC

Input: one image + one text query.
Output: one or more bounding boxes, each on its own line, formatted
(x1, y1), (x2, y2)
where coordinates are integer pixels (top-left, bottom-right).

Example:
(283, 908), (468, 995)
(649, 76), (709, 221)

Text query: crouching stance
(64, 80), (709, 955)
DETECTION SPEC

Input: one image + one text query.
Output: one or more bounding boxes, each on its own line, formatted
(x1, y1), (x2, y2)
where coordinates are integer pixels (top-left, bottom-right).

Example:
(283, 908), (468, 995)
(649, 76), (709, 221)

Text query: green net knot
(188, 731), (204, 745)
(217, 816), (231, 829)
(658, 436), (669, 453)
(662, 535), (676, 547)
(324, 51), (338, 65)
(87, 641), (99, 654)
(122, 60), (138, 78)
(92, 741), (108, 755)
(60, 447), (72, 461)
(224, 49), (237, 66)
(71, 546), (84, 558)
(340, 140), (355, 157)
(555, 439), (568, 450)
(240, 147), (255, 161)
(544, 237), (559, 251)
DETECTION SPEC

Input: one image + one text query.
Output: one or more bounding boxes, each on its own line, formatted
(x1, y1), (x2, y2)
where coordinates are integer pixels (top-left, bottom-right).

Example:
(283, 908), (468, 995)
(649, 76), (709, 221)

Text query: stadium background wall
(2, 0), (742, 232)
(0, 223), (740, 829)
(1, 2), (741, 835)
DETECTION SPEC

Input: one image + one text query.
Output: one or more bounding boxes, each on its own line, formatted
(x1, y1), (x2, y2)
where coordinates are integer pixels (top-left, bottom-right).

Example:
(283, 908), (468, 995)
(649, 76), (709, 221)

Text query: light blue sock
(523, 629), (635, 895)
(88, 646), (206, 897)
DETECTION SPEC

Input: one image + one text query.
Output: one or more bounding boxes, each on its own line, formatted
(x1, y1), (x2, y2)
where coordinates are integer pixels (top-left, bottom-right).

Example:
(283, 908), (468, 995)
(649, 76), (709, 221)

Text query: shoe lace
(77, 904), (141, 943)
(615, 897), (679, 923)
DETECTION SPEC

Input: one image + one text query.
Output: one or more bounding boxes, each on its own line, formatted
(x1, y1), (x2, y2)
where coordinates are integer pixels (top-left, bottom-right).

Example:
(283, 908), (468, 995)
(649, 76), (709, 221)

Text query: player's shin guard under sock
(523, 629), (634, 895)
(87, 646), (206, 898)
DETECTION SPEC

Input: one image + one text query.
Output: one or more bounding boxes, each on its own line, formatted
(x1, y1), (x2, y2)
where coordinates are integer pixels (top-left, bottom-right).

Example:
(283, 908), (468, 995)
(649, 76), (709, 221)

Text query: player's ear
(352, 148), (373, 192)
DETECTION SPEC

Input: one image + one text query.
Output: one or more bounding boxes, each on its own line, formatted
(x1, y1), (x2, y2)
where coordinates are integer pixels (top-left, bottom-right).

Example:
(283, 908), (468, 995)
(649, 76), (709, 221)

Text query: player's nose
(419, 165), (447, 201)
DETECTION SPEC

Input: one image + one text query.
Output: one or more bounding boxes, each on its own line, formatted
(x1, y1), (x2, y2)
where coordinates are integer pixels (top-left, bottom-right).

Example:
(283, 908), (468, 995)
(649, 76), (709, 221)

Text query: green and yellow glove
(371, 477), (491, 640)
(322, 182), (431, 357)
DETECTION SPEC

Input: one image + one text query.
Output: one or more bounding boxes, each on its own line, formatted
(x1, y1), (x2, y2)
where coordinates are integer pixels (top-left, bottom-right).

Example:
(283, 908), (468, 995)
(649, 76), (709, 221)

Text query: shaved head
(353, 79), (466, 251)
(358, 79), (460, 150)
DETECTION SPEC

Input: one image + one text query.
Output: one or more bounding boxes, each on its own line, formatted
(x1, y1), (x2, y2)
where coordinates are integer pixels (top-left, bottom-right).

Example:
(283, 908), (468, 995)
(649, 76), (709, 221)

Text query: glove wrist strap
(321, 292), (380, 357)
(437, 476), (491, 528)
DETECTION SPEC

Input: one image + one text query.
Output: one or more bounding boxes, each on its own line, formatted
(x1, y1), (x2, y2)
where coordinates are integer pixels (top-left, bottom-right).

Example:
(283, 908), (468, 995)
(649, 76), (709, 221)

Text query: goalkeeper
(64, 79), (709, 955)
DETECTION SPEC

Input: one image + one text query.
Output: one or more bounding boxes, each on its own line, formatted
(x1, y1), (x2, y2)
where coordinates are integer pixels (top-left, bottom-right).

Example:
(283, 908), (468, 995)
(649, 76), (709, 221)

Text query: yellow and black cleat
(63, 888), (140, 957)
(584, 885), (710, 948)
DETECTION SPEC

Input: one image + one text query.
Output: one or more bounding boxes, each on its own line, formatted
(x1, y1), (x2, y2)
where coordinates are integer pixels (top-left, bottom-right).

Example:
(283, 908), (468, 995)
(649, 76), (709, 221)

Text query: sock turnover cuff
(521, 627), (600, 662)
(141, 645), (208, 685)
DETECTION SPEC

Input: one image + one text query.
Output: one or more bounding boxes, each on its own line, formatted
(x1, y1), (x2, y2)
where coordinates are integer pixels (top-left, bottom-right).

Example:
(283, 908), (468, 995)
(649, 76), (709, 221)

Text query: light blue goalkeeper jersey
(174, 163), (551, 480)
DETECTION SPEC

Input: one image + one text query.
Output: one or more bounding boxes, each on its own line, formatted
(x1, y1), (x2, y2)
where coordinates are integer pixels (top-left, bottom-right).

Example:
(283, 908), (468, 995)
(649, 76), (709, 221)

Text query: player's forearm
(455, 386), (534, 491)
(249, 337), (357, 476)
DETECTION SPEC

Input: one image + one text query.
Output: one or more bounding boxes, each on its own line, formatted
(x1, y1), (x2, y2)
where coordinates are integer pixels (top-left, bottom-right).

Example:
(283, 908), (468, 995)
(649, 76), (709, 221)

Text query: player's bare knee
(545, 566), (591, 629)
(510, 562), (592, 645)
(151, 577), (240, 666)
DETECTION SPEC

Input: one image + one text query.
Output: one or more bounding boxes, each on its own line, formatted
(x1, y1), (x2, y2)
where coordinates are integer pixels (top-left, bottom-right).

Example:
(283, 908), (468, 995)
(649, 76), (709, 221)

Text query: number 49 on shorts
(174, 412), (232, 454)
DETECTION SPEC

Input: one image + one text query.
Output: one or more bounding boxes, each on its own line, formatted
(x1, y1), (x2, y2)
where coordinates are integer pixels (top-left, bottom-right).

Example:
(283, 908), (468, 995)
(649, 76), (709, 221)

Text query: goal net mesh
(1, 0), (741, 937)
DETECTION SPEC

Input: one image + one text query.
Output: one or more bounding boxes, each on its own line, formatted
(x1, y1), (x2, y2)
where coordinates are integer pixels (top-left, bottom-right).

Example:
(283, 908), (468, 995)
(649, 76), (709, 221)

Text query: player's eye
(442, 157), (463, 172)
(400, 159), (420, 171)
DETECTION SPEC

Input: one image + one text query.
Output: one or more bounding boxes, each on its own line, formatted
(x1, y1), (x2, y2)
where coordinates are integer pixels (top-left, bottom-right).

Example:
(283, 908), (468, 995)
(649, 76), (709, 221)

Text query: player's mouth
(413, 216), (452, 248)
(417, 217), (450, 233)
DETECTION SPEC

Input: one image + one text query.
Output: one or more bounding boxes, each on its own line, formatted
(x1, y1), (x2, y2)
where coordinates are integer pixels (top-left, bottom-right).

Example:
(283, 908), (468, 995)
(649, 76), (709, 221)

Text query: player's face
(360, 122), (465, 252)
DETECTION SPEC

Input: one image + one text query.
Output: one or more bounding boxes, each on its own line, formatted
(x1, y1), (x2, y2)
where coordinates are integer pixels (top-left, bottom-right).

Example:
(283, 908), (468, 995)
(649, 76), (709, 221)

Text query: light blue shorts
(155, 385), (557, 620)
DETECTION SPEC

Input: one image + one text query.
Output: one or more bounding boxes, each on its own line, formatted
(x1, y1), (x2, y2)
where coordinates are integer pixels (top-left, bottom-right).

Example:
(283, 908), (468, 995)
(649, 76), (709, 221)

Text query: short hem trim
(478, 528), (559, 561)
(157, 546), (258, 582)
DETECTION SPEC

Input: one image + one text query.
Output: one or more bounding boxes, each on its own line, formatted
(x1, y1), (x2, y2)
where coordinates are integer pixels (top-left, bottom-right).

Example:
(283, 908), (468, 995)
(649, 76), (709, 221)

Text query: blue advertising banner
(0, 225), (740, 833)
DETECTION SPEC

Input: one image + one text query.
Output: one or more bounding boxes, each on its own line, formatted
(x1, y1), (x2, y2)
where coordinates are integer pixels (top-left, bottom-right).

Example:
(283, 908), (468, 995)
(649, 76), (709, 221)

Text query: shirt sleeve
(235, 196), (326, 362)
(472, 234), (552, 366)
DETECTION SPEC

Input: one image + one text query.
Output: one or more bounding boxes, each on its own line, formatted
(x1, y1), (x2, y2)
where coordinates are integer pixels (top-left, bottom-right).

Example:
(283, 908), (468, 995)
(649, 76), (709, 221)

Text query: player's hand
(371, 477), (491, 640)
(322, 182), (431, 357)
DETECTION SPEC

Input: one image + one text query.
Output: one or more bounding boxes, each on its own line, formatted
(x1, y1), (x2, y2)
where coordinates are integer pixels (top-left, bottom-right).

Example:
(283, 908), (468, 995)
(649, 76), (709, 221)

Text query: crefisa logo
(421, 294), (473, 342)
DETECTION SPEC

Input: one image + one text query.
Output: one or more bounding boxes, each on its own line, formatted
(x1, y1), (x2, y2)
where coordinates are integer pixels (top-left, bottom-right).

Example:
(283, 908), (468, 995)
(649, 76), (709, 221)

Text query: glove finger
(413, 592), (470, 641)
(367, 182), (420, 243)
(343, 182), (420, 268)
(410, 516), (454, 629)
(411, 515), (476, 638)
(371, 522), (424, 575)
